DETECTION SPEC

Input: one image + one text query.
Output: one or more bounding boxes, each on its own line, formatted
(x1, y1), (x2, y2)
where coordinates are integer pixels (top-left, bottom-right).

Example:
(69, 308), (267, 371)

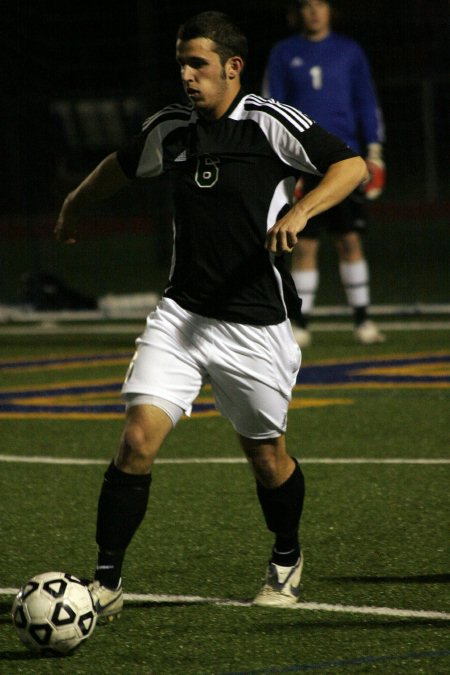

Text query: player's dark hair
(177, 11), (248, 65)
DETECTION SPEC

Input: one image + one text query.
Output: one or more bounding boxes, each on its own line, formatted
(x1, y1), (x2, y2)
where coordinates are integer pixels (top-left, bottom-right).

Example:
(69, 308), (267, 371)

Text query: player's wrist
(366, 143), (383, 163)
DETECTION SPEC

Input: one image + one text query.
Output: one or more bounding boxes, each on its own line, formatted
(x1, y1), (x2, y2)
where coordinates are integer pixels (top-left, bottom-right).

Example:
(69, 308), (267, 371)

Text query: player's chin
(191, 99), (207, 112)
(187, 92), (203, 104)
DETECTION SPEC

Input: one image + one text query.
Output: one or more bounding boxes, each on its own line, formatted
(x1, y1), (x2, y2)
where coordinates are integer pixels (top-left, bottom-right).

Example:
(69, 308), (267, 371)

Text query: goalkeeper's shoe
(88, 580), (123, 621)
(253, 554), (304, 607)
(354, 320), (386, 344)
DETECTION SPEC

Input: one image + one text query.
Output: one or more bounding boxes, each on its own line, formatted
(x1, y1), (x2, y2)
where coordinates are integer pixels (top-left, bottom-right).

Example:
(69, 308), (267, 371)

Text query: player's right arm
(54, 152), (130, 243)
(266, 156), (368, 254)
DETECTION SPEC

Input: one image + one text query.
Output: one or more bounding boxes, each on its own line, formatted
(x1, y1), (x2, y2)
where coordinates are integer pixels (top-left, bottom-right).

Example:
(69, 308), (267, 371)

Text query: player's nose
(180, 64), (195, 82)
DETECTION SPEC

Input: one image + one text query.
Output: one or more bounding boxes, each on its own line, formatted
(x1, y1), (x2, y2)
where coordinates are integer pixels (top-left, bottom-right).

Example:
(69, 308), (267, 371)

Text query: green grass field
(0, 325), (449, 673)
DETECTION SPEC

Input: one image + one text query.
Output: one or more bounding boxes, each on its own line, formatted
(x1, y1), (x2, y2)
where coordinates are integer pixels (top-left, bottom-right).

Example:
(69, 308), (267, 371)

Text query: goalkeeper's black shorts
(297, 175), (369, 239)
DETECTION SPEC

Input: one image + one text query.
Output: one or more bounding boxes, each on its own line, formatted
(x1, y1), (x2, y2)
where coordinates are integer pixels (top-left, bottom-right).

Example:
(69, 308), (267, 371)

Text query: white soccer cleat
(354, 320), (386, 344)
(253, 554), (304, 607)
(291, 325), (312, 348)
(88, 580), (123, 621)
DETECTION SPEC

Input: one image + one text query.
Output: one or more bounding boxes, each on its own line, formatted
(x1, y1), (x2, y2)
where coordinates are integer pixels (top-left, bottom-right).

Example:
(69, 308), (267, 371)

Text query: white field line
(0, 454), (449, 466)
(1, 587), (449, 620)
(122, 595), (450, 620)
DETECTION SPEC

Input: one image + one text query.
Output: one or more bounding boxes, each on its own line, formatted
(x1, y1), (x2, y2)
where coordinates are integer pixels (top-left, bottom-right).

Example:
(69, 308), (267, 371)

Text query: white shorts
(121, 298), (301, 439)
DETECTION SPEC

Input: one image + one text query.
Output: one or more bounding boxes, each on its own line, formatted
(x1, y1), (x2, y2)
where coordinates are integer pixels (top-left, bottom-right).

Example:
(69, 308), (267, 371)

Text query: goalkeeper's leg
(335, 231), (385, 344)
(290, 237), (320, 347)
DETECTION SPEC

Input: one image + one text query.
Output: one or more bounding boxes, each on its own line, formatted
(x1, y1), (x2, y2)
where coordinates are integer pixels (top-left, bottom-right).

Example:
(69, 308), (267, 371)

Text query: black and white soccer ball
(11, 572), (97, 656)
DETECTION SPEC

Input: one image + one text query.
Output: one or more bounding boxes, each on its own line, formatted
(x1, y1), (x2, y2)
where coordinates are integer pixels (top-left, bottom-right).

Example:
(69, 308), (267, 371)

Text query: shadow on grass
(323, 573), (450, 584)
(0, 601), (12, 625)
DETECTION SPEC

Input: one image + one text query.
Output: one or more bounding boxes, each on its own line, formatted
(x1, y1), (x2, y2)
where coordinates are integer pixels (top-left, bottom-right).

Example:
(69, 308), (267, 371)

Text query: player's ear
(226, 56), (244, 80)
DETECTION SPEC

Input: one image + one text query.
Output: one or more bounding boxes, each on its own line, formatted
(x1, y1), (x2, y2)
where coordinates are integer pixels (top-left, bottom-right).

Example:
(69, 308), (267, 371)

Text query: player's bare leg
(240, 433), (295, 488)
(239, 434), (306, 606)
(116, 404), (174, 474)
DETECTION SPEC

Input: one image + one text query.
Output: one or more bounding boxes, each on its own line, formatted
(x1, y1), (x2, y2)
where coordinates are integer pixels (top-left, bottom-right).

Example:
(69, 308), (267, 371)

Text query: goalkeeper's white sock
(291, 269), (319, 316)
(339, 259), (370, 313)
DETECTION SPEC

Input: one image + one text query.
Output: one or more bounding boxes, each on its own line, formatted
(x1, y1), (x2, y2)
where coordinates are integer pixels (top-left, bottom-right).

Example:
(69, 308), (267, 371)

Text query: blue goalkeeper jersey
(263, 32), (384, 154)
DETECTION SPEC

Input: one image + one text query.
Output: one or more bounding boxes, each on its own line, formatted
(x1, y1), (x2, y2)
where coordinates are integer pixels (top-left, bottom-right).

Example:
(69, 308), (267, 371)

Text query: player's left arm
(54, 153), (131, 244)
(266, 156), (368, 254)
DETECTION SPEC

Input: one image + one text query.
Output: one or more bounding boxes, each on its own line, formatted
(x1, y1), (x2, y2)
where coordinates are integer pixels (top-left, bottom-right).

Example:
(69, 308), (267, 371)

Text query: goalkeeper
(264, 0), (386, 346)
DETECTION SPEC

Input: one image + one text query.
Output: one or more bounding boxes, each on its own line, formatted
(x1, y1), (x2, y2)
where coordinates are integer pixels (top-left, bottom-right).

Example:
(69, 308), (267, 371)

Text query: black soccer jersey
(117, 90), (357, 326)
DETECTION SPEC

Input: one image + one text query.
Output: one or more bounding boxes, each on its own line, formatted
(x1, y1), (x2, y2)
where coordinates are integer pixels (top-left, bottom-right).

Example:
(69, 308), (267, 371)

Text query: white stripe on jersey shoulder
(231, 93), (321, 176)
(141, 103), (195, 131)
(240, 94), (313, 133)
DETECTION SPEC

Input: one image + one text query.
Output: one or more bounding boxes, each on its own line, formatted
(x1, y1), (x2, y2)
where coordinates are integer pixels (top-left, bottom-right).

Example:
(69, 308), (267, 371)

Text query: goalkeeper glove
(293, 176), (304, 203)
(363, 143), (386, 200)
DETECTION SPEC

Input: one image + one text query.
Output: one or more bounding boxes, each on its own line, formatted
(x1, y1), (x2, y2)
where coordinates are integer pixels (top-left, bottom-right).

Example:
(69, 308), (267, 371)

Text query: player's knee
(245, 446), (290, 489)
(119, 420), (157, 468)
(335, 231), (362, 260)
(247, 451), (275, 477)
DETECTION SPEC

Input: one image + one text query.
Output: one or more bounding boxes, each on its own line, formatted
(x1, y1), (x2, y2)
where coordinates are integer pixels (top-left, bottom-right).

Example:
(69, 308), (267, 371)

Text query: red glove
(293, 176), (304, 203)
(362, 143), (386, 200)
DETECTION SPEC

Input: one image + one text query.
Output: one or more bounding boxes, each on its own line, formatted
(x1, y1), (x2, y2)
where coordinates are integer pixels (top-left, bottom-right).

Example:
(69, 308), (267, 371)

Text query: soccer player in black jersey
(55, 11), (367, 613)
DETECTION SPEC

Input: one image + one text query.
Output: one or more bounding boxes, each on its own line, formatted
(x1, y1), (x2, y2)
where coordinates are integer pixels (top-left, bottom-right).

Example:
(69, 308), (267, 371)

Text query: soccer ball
(11, 572), (97, 656)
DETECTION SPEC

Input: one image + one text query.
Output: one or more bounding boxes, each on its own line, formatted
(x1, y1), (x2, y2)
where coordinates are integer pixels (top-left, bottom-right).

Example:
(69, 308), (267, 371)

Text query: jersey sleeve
(116, 132), (152, 179)
(242, 95), (358, 176)
(116, 104), (193, 179)
(296, 124), (359, 174)
(116, 114), (163, 180)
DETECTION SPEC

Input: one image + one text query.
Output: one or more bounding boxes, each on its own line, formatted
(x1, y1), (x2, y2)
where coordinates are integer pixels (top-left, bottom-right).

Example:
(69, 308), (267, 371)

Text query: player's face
(300, 0), (331, 39)
(176, 38), (241, 120)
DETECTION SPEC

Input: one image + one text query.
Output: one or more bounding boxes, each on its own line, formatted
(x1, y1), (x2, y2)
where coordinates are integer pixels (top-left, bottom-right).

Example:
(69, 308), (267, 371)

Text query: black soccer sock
(95, 460), (152, 588)
(256, 458), (305, 567)
(354, 305), (368, 327)
(95, 549), (126, 590)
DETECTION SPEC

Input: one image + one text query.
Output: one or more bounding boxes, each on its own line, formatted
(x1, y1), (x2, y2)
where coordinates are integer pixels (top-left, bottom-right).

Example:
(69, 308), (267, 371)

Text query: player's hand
(363, 158), (385, 200)
(265, 209), (307, 254)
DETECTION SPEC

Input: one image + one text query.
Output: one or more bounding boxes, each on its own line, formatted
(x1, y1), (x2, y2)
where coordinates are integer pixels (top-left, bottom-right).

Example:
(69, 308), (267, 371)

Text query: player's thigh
(121, 305), (204, 415)
(210, 320), (301, 439)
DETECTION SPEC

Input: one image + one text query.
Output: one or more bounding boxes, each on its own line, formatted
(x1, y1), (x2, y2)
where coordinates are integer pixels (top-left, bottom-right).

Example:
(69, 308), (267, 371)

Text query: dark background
(3, 0), (450, 213)
(0, 1), (449, 309)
